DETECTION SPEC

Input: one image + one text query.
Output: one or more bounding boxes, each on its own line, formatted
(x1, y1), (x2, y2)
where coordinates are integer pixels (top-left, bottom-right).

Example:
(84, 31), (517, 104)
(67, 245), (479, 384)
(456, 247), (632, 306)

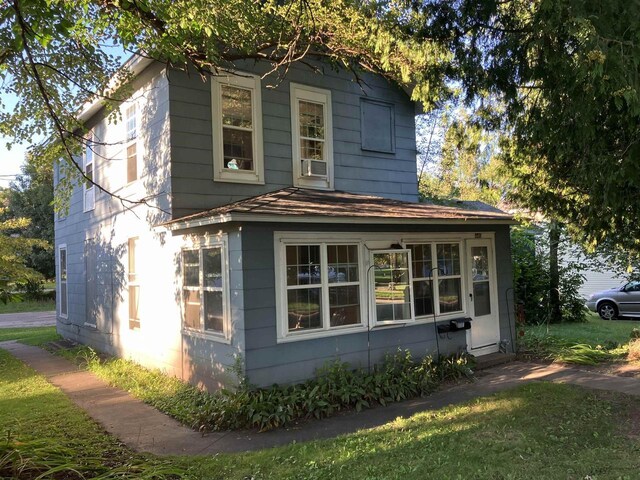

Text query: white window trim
(369, 248), (416, 327)
(128, 237), (140, 329)
(290, 83), (334, 190)
(211, 72), (264, 185)
(181, 234), (232, 343)
(58, 244), (68, 319)
(83, 132), (95, 212)
(124, 102), (142, 186)
(274, 232), (496, 342)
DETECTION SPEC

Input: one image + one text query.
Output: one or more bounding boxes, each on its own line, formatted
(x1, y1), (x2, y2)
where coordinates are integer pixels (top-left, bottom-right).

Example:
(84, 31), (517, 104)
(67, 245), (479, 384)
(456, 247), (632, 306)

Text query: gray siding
(241, 223), (514, 387)
(168, 61), (418, 218)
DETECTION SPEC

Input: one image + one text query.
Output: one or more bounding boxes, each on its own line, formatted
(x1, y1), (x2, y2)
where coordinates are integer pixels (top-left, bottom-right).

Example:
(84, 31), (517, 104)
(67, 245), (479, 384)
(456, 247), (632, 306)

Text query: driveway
(0, 311), (56, 328)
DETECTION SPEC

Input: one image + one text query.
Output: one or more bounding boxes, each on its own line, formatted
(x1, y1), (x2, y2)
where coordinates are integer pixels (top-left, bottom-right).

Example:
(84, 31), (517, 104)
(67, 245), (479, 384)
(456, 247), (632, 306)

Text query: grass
(0, 326), (59, 345)
(522, 314), (640, 365)
(0, 299), (56, 314)
(2, 346), (640, 479)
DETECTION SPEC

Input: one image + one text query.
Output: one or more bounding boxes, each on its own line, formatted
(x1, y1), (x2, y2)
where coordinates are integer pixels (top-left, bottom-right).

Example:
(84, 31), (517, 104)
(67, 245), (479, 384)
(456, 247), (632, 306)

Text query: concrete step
(473, 352), (516, 371)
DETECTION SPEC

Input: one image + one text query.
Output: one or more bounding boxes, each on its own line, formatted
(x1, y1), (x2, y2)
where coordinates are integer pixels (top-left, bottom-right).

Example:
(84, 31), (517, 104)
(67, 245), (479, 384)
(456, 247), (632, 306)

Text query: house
(55, 55), (516, 390)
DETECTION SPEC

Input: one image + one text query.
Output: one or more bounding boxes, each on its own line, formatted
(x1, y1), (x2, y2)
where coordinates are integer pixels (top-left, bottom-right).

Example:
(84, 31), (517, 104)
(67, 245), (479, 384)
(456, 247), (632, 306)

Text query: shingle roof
(165, 187), (515, 230)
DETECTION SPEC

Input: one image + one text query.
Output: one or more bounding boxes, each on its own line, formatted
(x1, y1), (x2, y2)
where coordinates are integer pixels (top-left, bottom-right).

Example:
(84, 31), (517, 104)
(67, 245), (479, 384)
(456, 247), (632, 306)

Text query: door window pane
(287, 288), (322, 331)
(473, 281), (491, 317)
(471, 246), (489, 280)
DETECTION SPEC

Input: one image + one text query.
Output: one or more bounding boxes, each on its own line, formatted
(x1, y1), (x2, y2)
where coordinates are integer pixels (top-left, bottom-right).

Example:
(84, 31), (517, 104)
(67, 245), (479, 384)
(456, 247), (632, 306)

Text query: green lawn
(529, 313), (640, 345)
(1, 346), (640, 479)
(0, 299), (56, 314)
(0, 326), (59, 345)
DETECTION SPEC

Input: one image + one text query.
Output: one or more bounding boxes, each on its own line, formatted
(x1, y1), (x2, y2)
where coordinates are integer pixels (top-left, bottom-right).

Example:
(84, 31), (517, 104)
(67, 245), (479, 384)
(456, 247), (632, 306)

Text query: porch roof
(164, 187), (516, 231)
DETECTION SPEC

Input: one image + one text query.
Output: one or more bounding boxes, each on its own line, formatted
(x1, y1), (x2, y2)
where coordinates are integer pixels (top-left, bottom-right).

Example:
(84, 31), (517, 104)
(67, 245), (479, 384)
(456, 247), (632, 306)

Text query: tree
(416, 0), (640, 252)
(0, 0), (454, 209)
(2, 153), (54, 279)
(418, 110), (507, 207)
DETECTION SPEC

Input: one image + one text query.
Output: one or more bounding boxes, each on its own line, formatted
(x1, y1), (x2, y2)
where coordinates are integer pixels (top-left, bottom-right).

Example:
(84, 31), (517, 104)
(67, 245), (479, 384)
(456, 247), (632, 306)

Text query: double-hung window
(211, 73), (264, 184)
(125, 104), (138, 184)
(280, 242), (364, 339)
(59, 246), (68, 318)
(408, 242), (463, 318)
(290, 83), (333, 190)
(83, 133), (95, 212)
(182, 240), (229, 340)
(128, 237), (140, 329)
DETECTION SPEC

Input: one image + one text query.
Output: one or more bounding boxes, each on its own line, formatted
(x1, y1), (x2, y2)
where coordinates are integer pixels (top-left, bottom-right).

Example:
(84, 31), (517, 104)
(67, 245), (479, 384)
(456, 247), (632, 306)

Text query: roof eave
(77, 54), (155, 123)
(165, 212), (517, 231)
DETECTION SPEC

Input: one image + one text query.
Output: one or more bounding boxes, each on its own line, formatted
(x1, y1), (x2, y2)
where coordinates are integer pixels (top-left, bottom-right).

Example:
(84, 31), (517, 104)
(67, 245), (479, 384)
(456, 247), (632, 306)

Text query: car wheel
(597, 301), (617, 320)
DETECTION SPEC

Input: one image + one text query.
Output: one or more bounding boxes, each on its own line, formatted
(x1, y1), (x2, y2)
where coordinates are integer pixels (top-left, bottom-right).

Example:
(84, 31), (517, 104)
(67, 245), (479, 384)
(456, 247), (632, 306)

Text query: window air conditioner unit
(302, 159), (327, 178)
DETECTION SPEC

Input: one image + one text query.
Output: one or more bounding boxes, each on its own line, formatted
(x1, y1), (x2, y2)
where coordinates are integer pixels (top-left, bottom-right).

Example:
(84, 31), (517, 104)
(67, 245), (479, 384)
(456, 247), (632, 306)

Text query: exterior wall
(168, 61), (418, 218)
(54, 63), (245, 390)
(240, 223), (514, 387)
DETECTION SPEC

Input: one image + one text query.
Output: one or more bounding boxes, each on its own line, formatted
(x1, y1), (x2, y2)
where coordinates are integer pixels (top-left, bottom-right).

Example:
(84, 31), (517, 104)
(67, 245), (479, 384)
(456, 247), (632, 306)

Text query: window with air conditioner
(290, 83), (333, 190)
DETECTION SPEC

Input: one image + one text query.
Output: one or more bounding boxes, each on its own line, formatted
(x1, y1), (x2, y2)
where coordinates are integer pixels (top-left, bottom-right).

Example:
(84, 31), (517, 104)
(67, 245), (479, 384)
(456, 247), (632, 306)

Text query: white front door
(466, 239), (500, 355)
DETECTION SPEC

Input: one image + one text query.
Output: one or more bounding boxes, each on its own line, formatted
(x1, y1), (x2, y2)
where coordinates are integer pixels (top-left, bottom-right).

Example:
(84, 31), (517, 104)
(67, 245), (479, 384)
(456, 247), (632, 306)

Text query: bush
(629, 339), (640, 362)
(14, 279), (46, 301)
(631, 328), (640, 340)
(512, 225), (587, 325)
(521, 330), (626, 365)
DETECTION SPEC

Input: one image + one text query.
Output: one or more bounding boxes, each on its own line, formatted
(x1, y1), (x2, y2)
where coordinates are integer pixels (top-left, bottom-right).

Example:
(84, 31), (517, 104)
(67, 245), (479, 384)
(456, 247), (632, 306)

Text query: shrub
(14, 279), (45, 301)
(629, 339), (640, 362)
(631, 328), (640, 340)
(521, 330), (626, 365)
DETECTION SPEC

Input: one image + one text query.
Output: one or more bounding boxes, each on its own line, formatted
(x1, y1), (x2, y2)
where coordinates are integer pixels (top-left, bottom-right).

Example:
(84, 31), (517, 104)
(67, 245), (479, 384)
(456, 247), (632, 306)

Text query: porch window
(182, 243), (229, 339)
(282, 243), (363, 337)
(372, 250), (413, 325)
(211, 72), (264, 184)
(408, 243), (463, 318)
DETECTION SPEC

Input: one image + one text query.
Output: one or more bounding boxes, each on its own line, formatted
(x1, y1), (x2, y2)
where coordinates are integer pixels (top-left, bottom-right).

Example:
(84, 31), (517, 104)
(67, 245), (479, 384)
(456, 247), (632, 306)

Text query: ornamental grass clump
(628, 339), (640, 362)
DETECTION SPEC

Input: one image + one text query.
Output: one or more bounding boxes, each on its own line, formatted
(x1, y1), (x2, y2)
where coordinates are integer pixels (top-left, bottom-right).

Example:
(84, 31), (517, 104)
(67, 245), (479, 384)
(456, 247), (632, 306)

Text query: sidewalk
(3, 340), (640, 456)
(0, 311), (56, 328)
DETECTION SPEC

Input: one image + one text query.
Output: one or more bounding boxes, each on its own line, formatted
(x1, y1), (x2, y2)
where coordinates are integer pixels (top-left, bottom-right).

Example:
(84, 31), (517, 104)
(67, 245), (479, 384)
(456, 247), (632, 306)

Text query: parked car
(586, 281), (640, 320)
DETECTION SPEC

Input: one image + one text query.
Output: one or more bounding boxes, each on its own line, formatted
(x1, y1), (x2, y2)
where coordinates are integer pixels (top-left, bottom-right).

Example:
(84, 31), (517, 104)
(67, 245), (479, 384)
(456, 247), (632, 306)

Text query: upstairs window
(211, 73), (264, 184)
(125, 104), (138, 184)
(83, 133), (95, 212)
(290, 83), (333, 190)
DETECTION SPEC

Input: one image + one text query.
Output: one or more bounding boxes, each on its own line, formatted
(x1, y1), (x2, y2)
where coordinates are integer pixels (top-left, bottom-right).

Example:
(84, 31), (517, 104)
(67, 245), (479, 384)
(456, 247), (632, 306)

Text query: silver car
(586, 281), (640, 320)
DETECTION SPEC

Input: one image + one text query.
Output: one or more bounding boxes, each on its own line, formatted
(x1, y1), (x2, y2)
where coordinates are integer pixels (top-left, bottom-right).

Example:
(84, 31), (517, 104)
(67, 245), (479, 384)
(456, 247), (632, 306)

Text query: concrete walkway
(0, 311), (56, 328)
(3, 340), (640, 456)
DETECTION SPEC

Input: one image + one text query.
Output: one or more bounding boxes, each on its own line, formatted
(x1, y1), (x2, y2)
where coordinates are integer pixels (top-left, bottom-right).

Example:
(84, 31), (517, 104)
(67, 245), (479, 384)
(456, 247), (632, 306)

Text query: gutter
(165, 212), (517, 231)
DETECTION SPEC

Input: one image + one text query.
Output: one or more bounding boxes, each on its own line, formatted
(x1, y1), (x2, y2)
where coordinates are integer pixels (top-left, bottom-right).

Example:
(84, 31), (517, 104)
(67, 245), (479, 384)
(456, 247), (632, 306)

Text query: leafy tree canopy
(1, 0), (639, 255)
(417, 0), (640, 252)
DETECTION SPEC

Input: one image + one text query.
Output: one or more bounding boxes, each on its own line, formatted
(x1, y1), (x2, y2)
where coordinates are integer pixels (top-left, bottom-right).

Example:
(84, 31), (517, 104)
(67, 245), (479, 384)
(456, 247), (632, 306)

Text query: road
(0, 311), (56, 328)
